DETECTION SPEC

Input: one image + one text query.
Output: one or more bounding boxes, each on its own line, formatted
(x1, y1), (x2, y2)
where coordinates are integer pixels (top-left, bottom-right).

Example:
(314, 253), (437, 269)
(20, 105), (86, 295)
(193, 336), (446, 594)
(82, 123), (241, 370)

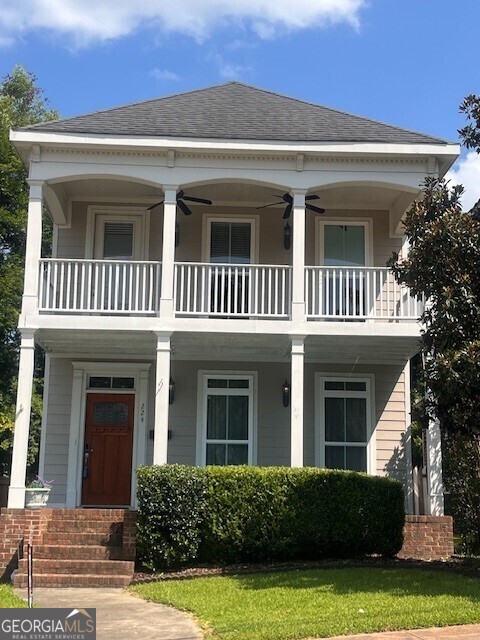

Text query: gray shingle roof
(21, 82), (447, 145)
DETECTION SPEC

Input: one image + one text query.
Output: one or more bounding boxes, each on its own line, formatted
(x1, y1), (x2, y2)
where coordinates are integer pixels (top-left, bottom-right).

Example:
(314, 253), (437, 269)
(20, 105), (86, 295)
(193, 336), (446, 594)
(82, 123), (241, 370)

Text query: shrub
(136, 465), (207, 571)
(136, 465), (405, 570)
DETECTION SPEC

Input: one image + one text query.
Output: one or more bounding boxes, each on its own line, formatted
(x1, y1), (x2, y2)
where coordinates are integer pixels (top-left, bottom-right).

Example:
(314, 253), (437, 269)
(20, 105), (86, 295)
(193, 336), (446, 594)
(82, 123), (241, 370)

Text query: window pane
(227, 444), (248, 465)
(210, 223), (230, 263)
(344, 225), (365, 267)
(346, 398), (367, 442)
(228, 379), (249, 388)
(325, 446), (345, 470)
(103, 222), (134, 259)
(346, 447), (367, 472)
(206, 443), (226, 465)
(89, 376), (111, 389)
(207, 379), (228, 388)
(93, 402), (128, 425)
(346, 381), (366, 391)
(230, 223), (251, 264)
(207, 396), (227, 439)
(325, 397), (345, 442)
(325, 381), (345, 390)
(228, 396), (249, 440)
(112, 377), (134, 389)
(324, 225), (346, 266)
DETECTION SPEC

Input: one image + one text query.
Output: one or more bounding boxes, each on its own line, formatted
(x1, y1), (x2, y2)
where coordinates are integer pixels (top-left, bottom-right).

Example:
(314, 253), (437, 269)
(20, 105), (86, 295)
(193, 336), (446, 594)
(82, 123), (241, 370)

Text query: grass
(0, 583), (28, 608)
(131, 567), (480, 640)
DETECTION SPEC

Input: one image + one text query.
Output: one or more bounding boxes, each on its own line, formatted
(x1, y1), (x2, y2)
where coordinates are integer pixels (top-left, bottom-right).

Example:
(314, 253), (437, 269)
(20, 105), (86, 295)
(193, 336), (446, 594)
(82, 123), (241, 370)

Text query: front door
(82, 393), (135, 506)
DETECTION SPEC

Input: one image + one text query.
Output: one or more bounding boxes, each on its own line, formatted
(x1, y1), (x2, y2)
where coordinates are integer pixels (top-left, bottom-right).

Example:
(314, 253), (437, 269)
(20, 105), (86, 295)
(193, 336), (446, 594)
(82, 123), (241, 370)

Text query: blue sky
(1, 0), (479, 207)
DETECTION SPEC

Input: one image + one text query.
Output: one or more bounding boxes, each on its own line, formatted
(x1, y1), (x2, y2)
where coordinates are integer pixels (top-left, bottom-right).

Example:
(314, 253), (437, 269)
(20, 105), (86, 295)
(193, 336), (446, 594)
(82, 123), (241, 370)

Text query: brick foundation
(398, 515), (454, 560)
(0, 508), (138, 585)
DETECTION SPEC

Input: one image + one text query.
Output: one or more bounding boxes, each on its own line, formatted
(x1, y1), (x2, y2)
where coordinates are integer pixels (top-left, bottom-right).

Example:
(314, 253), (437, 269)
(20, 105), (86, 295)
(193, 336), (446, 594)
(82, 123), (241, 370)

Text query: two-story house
(8, 82), (458, 518)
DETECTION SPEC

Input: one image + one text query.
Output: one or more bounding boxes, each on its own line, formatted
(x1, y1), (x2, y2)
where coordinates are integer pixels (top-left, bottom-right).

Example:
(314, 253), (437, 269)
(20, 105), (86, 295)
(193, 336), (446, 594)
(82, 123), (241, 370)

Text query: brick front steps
(0, 508), (136, 588)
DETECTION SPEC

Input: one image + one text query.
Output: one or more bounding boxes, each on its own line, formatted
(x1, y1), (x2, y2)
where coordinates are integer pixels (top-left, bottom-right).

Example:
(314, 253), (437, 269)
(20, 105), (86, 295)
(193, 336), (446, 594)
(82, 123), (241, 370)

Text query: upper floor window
(317, 219), (372, 267)
(203, 215), (258, 264)
(85, 206), (150, 260)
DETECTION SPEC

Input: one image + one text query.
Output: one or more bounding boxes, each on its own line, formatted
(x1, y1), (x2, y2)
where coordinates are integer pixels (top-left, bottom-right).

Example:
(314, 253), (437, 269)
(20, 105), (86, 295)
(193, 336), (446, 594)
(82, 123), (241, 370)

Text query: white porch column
(426, 416), (444, 515)
(159, 186), (178, 318)
(291, 191), (306, 323)
(154, 333), (172, 465)
(66, 366), (86, 508)
(21, 180), (44, 316)
(403, 360), (414, 514)
(290, 337), (305, 467)
(8, 330), (36, 508)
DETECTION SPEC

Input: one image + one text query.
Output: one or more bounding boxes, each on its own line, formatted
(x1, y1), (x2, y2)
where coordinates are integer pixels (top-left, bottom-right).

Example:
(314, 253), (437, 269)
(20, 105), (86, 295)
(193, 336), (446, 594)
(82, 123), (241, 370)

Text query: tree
(0, 66), (59, 474)
(389, 94), (480, 551)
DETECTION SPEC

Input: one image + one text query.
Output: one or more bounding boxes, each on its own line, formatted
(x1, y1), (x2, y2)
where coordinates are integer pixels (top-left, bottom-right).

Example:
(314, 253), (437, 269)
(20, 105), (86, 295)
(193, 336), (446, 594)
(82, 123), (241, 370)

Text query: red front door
(82, 393), (134, 506)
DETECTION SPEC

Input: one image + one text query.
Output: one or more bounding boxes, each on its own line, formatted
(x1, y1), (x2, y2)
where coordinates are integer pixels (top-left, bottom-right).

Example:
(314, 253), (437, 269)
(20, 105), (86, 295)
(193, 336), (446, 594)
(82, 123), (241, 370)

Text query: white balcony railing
(174, 262), (292, 318)
(39, 259), (161, 314)
(305, 266), (423, 320)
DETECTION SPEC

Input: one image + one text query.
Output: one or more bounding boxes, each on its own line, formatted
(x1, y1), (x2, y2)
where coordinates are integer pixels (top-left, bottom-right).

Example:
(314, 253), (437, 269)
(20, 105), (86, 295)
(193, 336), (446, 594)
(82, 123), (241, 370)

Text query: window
(85, 206), (150, 260)
(88, 376), (135, 389)
(317, 376), (372, 473)
(198, 373), (255, 466)
(210, 222), (252, 264)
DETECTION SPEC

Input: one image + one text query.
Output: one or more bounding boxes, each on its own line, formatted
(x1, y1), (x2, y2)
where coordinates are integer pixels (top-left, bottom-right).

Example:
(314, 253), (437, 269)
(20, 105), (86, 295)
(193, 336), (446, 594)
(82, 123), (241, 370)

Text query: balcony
(38, 260), (422, 321)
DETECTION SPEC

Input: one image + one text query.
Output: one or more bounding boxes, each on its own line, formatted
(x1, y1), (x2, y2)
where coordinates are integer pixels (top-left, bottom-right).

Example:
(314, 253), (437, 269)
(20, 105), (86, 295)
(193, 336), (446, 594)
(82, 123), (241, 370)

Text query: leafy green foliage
(0, 66), (58, 474)
(136, 465), (405, 571)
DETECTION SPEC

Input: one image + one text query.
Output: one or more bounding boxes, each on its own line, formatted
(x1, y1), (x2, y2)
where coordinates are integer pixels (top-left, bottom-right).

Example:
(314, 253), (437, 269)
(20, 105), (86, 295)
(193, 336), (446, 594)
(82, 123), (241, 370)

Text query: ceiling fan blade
(177, 200), (193, 216)
(283, 203), (293, 219)
(305, 195), (320, 201)
(306, 203), (326, 214)
(256, 202), (282, 209)
(282, 193), (293, 204)
(181, 195), (213, 205)
(147, 201), (164, 211)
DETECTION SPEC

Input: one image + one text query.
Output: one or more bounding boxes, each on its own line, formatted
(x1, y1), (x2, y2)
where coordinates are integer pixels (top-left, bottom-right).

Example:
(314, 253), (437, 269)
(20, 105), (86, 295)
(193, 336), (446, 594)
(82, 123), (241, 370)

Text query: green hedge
(136, 465), (405, 571)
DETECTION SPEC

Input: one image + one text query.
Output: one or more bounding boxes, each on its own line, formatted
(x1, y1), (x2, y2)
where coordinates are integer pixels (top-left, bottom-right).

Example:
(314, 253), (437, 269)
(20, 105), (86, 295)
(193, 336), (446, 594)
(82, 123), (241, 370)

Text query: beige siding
(42, 358), (73, 504)
(42, 358), (407, 504)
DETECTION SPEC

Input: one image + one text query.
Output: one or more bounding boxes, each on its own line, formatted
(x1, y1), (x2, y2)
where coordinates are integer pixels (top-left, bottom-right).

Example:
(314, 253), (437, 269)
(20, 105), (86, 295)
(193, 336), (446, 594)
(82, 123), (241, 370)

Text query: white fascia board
(10, 129), (460, 160)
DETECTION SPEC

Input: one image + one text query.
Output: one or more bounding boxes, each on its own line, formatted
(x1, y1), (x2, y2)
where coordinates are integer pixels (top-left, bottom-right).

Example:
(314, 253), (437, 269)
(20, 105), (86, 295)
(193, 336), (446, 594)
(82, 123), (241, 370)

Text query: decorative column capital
(162, 185), (179, 205)
(26, 179), (44, 200)
(290, 190), (307, 207)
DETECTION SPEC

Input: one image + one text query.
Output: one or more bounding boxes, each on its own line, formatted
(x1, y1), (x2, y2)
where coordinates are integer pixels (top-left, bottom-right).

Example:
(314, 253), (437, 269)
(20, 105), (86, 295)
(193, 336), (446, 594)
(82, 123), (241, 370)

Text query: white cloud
(445, 151), (480, 212)
(150, 68), (181, 81)
(0, 0), (366, 48)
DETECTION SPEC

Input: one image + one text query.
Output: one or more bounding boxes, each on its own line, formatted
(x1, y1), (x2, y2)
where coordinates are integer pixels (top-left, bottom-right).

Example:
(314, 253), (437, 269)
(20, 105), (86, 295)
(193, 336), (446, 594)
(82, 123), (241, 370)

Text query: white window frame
(85, 205), (150, 260)
(315, 373), (376, 474)
(202, 214), (259, 264)
(315, 218), (373, 267)
(66, 361), (151, 508)
(196, 371), (258, 466)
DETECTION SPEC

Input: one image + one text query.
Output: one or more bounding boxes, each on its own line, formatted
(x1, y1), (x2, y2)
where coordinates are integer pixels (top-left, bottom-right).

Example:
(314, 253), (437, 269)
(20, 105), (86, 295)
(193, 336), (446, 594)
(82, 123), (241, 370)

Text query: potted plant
(25, 476), (53, 508)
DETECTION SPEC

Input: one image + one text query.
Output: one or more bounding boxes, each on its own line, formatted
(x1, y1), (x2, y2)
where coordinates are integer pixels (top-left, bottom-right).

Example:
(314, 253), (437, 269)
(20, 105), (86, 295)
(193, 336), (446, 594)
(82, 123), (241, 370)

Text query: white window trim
(201, 214), (259, 264)
(314, 373), (376, 475)
(85, 205), (150, 260)
(66, 361), (151, 508)
(196, 370), (258, 466)
(315, 217), (374, 267)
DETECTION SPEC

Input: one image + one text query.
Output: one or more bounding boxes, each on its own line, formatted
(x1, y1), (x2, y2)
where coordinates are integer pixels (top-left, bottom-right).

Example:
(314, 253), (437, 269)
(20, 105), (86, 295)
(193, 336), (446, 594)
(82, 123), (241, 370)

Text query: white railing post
(160, 186), (178, 318)
(21, 180), (44, 318)
(291, 191), (306, 323)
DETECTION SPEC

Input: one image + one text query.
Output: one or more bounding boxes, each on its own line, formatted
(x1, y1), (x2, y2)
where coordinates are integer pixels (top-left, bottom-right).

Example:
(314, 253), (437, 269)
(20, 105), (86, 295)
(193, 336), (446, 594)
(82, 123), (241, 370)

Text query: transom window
(318, 376), (372, 473)
(199, 374), (255, 466)
(88, 376), (135, 389)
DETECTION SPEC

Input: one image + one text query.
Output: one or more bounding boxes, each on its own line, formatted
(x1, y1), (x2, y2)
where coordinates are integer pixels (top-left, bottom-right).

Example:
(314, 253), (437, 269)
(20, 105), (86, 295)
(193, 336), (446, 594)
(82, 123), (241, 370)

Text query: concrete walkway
(15, 588), (480, 640)
(15, 587), (203, 640)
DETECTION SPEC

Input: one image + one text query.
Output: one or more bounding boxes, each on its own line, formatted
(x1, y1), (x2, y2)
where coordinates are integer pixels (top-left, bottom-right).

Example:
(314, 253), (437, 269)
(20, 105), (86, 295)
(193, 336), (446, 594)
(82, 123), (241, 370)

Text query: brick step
(40, 532), (122, 546)
(18, 558), (134, 575)
(49, 509), (132, 521)
(46, 520), (124, 533)
(33, 545), (125, 560)
(14, 573), (132, 588)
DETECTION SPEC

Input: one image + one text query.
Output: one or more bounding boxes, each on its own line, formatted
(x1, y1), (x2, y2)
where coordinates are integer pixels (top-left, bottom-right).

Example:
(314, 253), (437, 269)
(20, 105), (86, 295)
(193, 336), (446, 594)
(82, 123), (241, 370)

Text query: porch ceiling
(35, 329), (420, 364)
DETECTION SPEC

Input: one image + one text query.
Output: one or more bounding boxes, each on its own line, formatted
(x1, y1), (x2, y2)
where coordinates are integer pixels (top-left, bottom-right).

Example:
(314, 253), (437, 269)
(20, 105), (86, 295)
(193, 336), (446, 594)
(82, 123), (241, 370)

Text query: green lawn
(0, 584), (28, 608)
(131, 567), (480, 640)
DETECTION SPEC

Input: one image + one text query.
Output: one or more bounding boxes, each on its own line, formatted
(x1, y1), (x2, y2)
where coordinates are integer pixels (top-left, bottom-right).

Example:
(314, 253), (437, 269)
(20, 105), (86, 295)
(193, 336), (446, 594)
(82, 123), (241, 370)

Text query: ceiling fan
(148, 190), (212, 216)
(257, 193), (325, 219)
